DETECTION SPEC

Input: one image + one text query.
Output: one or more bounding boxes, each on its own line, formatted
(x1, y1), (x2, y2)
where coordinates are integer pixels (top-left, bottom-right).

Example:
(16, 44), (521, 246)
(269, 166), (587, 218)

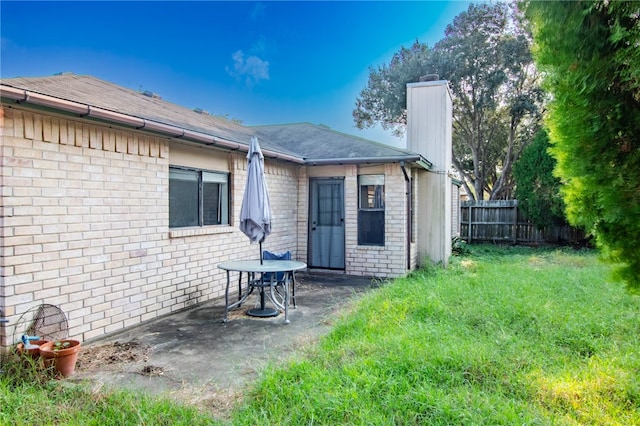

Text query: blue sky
(1, 1), (472, 147)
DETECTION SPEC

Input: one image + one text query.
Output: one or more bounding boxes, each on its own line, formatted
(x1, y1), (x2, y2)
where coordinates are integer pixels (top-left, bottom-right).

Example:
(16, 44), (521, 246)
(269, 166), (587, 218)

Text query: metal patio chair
(262, 250), (296, 308)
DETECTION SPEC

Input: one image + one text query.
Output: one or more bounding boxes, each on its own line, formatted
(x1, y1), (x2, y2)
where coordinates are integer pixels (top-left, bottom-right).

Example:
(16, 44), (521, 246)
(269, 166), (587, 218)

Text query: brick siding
(1, 105), (413, 347)
(345, 163), (409, 278)
(0, 106), (299, 346)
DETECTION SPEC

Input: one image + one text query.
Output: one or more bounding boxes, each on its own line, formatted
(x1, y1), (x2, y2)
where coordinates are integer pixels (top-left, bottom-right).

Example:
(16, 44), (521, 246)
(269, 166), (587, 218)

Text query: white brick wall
(0, 106), (299, 347)
(343, 163), (409, 278)
(0, 104), (415, 347)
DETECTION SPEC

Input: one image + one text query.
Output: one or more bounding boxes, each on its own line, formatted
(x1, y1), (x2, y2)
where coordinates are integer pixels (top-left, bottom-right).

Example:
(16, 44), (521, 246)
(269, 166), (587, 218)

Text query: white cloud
(226, 50), (270, 87)
(250, 36), (268, 57)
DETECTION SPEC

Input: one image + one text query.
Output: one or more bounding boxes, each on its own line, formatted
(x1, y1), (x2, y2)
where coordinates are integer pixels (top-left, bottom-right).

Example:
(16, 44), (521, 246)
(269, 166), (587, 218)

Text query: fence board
(460, 200), (583, 244)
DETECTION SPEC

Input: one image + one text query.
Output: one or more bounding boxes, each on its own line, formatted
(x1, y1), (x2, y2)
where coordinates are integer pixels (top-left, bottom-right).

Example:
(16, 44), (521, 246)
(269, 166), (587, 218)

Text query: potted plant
(15, 335), (49, 359)
(39, 339), (81, 377)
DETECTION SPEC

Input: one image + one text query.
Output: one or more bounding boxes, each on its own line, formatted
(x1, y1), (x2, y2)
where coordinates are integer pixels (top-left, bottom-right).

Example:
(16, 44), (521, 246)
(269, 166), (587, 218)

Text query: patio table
(217, 259), (306, 324)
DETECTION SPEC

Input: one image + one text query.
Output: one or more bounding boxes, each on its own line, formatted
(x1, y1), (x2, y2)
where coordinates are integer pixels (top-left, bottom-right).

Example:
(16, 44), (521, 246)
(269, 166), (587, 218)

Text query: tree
(353, 42), (431, 138)
(513, 129), (566, 229)
(526, 1), (640, 289)
(353, 2), (543, 200)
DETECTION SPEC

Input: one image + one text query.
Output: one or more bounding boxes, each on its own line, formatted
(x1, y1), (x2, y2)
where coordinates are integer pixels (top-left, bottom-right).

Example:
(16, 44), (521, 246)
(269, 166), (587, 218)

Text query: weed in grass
(529, 358), (640, 425)
(0, 353), (221, 425)
(0, 351), (57, 387)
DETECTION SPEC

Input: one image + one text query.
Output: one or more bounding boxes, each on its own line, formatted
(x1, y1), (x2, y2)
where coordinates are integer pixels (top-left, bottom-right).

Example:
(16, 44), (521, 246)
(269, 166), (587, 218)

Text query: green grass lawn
(232, 246), (640, 425)
(2, 246), (639, 425)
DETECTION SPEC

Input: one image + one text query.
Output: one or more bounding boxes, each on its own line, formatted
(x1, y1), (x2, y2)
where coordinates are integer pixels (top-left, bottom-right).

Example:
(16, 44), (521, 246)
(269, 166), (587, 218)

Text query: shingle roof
(1, 74), (427, 166)
(254, 123), (418, 163)
(2, 73), (259, 144)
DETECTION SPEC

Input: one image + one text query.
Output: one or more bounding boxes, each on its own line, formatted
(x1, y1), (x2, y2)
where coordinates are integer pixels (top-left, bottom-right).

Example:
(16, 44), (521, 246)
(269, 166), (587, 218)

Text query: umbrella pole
(247, 236), (278, 318)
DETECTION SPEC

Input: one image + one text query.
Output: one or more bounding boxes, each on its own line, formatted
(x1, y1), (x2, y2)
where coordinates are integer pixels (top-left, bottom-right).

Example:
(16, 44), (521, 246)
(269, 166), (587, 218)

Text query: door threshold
(306, 268), (346, 274)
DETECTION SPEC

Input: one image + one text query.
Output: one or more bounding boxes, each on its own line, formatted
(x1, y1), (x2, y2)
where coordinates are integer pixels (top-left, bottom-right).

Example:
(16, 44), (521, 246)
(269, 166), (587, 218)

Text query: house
(0, 74), (458, 347)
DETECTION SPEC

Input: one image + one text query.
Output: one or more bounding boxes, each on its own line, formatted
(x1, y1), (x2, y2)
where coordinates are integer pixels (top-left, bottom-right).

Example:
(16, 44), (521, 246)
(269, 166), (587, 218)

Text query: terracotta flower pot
(15, 339), (49, 358)
(39, 339), (81, 377)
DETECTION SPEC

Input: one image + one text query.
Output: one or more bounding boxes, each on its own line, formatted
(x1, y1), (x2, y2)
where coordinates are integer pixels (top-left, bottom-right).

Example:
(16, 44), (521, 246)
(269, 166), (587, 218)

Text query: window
(169, 166), (229, 228)
(317, 182), (343, 227)
(358, 175), (385, 245)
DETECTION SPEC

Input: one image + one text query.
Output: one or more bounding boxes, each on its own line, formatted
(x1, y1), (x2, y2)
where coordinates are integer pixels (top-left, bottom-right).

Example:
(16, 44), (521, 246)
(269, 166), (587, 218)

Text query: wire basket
(12, 304), (69, 344)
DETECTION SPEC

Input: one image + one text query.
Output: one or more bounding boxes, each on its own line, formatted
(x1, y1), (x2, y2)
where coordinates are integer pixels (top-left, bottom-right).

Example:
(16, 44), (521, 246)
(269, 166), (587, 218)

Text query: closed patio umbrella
(239, 136), (272, 262)
(239, 136), (277, 317)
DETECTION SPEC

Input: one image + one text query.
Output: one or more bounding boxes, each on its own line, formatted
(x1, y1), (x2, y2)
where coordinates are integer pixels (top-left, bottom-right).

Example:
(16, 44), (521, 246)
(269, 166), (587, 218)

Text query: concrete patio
(71, 271), (378, 406)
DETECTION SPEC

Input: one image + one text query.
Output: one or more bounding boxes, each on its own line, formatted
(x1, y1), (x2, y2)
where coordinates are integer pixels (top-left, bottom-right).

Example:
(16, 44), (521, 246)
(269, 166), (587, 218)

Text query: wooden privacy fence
(460, 200), (583, 244)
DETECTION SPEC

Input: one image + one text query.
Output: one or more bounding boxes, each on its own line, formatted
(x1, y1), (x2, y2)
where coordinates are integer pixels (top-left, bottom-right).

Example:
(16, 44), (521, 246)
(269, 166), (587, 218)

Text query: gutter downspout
(400, 161), (411, 270)
(0, 85), (304, 164)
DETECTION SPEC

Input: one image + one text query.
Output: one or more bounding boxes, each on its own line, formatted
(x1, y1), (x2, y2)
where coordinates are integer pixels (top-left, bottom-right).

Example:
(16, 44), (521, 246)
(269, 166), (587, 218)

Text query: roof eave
(0, 84), (306, 164)
(305, 155), (433, 169)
